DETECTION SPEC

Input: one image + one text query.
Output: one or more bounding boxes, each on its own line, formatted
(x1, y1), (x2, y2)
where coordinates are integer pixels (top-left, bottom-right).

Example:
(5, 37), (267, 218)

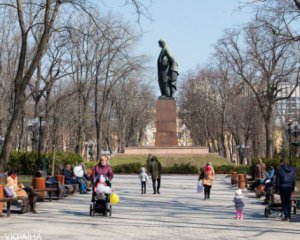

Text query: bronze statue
(157, 39), (179, 98)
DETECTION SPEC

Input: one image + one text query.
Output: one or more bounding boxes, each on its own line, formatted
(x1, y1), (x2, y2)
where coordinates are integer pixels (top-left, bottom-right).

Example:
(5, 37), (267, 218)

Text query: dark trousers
(152, 179), (160, 194)
(204, 184), (211, 199)
(279, 187), (293, 219)
(141, 181), (146, 194)
(24, 187), (37, 212)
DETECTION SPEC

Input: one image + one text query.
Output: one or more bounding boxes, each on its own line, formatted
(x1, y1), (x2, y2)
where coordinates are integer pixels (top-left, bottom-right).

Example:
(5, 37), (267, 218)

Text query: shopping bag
(197, 181), (203, 193)
(4, 186), (14, 198)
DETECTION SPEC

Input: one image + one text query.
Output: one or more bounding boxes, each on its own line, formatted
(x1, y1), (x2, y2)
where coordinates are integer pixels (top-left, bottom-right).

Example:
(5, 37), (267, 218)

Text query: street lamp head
(288, 119), (293, 126)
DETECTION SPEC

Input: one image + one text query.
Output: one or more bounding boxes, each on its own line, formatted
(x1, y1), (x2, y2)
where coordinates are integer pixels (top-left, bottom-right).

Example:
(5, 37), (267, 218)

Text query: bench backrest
(0, 173), (7, 185)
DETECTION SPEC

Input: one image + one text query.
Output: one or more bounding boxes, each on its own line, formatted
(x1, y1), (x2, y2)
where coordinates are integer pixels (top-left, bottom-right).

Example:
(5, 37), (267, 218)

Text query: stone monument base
(155, 98), (178, 147)
(124, 146), (209, 155)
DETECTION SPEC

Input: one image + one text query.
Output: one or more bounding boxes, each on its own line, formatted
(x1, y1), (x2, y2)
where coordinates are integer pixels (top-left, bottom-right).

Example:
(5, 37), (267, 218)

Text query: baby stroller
(89, 175), (112, 217)
(264, 186), (282, 218)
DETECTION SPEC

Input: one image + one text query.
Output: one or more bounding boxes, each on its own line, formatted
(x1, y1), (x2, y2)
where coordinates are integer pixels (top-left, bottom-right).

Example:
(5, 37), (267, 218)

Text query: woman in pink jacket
(92, 156), (114, 182)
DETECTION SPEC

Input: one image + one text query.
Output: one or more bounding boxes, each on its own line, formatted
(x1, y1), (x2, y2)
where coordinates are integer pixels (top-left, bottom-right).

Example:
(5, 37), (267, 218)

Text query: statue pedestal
(155, 98), (178, 147)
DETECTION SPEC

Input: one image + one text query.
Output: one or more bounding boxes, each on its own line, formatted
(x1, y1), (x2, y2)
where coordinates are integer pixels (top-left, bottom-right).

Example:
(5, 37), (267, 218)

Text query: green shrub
(7, 151), (83, 175)
(113, 162), (143, 173)
(84, 161), (98, 170)
(46, 151), (83, 174)
(214, 165), (249, 174)
(163, 163), (198, 174)
(8, 151), (38, 175)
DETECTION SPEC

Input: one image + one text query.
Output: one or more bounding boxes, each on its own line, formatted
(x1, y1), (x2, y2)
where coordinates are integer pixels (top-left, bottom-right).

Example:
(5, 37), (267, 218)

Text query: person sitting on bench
(7, 170), (37, 213)
(62, 164), (88, 194)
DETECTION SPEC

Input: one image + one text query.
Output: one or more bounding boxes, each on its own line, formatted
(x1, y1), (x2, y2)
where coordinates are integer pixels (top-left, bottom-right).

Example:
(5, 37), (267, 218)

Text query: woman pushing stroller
(92, 155), (114, 182)
(90, 155), (114, 216)
(92, 155), (114, 196)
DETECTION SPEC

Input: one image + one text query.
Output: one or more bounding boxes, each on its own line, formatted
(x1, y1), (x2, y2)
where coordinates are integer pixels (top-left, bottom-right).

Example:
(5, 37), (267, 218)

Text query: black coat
(275, 164), (296, 191)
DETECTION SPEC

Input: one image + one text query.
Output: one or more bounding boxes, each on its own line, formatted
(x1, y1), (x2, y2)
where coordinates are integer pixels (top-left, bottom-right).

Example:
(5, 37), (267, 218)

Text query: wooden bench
(0, 197), (29, 217)
(34, 188), (58, 202)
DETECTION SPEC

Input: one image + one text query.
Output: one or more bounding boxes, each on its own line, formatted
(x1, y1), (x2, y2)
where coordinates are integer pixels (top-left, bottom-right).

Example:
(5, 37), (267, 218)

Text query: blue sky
(98, 0), (253, 74)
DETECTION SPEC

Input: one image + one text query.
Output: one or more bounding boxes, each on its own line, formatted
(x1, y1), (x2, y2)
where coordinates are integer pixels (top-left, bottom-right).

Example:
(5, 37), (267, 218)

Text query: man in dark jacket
(275, 159), (296, 221)
(149, 156), (162, 194)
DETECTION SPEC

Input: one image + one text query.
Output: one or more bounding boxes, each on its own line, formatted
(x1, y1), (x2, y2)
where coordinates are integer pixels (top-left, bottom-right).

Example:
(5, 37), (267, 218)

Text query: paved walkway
(0, 175), (299, 240)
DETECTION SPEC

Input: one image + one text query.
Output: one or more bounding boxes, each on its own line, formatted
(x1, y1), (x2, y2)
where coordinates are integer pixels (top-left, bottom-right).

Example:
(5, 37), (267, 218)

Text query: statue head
(158, 39), (166, 48)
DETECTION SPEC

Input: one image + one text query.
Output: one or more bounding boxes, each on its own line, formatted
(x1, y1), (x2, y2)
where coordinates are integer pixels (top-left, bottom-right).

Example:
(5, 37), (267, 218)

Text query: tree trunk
(0, 92), (25, 171)
(75, 84), (82, 154)
(0, 0), (61, 171)
(264, 105), (273, 159)
(265, 120), (273, 159)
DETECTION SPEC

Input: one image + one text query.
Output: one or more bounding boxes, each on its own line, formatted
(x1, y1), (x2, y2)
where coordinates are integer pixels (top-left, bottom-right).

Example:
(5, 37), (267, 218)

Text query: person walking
(202, 162), (215, 200)
(139, 167), (149, 194)
(146, 154), (152, 172)
(149, 155), (162, 194)
(233, 189), (245, 220)
(275, 159), (296, 222)
(256, 158), (266, 180)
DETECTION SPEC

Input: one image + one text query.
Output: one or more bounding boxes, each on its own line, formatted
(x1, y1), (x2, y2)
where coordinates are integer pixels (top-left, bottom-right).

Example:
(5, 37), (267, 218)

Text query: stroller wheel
(264, 207), (270, 218)
(109, 205), (112, 217)
(104, 211), (108, 216)
(89, 204), (93, 216)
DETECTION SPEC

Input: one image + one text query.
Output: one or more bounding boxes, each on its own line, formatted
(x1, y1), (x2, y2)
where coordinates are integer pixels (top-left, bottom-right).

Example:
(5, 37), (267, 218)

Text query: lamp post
(287, 119), (293, 166)
(27, 114), (46, 173)
(37, 114), (43, 171)
(27, 118), (39, 152)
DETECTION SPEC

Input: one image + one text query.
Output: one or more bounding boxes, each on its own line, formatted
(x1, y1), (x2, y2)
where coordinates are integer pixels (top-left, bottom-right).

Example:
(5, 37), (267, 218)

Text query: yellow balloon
(110, 193), (119, 205)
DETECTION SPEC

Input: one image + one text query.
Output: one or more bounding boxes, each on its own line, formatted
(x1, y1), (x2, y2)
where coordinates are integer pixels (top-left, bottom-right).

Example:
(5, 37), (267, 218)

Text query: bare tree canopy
(0, 0), (153, 171)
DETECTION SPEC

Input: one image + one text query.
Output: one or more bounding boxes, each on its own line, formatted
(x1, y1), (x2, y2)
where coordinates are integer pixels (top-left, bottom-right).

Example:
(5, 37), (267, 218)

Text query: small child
(233, 189), (245, 220)
(139, 167), (149, 194)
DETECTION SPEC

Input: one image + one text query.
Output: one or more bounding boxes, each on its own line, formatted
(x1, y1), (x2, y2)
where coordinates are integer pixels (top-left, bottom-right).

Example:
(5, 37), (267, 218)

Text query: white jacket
(139, 172), (149, 182)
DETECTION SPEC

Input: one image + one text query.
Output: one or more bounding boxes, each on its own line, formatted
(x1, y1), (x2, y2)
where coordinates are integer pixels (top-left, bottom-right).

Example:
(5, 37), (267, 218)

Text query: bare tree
(216, 20), (300, 158)
(0, 0), (152, 171)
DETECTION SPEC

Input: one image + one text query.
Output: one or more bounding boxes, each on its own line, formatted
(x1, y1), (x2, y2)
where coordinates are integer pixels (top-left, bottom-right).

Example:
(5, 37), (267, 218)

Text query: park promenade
(0, 175), (299, 240)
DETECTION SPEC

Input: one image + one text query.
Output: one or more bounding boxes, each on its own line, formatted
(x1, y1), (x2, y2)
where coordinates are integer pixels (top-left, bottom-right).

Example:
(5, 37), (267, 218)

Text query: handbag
(197, 181), (203, 193)
(4, 185), (16, 198)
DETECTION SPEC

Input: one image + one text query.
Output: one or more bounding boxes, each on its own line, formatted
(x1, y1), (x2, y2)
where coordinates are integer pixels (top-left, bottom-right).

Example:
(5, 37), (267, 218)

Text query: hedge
(85, 161), (248, 174)
(7, 151), (83, 175)
(8, 152), (299, 179)
(214, 165), (249, 174)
